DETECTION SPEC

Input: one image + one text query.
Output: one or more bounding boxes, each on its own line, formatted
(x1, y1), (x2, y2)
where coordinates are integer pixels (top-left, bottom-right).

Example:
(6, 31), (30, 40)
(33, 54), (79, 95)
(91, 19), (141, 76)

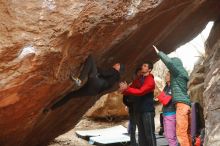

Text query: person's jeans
(135, 112), (156, 146)
(128, 108), (138, 146)
(176, 103), (192, 146)
(164, 114), (178, 146)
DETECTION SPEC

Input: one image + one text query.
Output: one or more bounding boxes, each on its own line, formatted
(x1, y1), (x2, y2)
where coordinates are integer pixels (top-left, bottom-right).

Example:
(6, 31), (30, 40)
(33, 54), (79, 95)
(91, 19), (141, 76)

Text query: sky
(169, 21), (214, 72)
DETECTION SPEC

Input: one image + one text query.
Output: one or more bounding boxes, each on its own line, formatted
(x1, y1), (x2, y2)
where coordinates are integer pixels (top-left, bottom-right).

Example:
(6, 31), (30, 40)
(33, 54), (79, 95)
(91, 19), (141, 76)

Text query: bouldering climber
(45, 55), (125, 111)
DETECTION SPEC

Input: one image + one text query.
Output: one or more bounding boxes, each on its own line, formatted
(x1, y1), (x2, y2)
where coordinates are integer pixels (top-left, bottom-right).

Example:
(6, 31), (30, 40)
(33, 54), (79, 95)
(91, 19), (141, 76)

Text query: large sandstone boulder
(0, 0), (220, 146)
(203, 21), (220, 146)
(188, 59), (205, 128)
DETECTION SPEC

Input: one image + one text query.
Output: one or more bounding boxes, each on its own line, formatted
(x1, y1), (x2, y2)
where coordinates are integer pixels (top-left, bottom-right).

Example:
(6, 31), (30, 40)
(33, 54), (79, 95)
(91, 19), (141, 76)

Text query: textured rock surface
(0, 0), (220, 146)
(203, 21), (220, 146)
(86, 92), (127, 118)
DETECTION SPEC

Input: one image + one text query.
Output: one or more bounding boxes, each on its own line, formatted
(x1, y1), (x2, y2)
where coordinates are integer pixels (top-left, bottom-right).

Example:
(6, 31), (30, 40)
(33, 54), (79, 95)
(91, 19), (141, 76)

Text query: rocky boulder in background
(203, 21), (220, 146)
(188, 58), (205, 127)
(86, 92), (127, 118)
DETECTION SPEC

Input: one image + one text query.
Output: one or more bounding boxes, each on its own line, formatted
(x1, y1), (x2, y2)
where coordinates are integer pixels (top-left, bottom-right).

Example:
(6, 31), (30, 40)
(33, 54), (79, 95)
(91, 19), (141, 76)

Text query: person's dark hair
(143, 61), (153, 70)
(135, 65), (141, 75)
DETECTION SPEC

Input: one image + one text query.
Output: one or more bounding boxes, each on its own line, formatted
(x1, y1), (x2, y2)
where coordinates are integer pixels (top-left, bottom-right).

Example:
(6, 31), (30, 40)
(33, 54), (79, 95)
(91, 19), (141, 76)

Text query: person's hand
(121, 81), (128, 90)
(119, 81), (128, 92)
(153, 45), (159, 53)
(119, 82), (126, 92)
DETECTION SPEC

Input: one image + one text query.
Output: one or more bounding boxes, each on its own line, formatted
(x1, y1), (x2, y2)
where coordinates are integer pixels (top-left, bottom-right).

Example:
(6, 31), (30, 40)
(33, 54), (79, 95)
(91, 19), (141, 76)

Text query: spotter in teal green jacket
(158, 51), (191, 106)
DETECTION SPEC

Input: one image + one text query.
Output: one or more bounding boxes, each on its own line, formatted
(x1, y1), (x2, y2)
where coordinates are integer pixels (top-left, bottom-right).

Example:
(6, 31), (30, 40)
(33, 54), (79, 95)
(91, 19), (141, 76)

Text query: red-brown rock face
(203, 21), (220, 146)
(0, 0), (220, 145)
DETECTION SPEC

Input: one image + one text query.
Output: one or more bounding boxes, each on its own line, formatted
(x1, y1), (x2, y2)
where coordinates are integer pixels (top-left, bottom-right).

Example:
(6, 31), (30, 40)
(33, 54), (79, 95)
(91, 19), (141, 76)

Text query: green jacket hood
(171, 57), (189, 81)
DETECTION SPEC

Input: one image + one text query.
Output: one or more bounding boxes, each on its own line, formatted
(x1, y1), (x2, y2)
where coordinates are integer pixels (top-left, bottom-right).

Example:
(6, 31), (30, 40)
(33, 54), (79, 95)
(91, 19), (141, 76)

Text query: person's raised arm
(153, 45), (179, 76)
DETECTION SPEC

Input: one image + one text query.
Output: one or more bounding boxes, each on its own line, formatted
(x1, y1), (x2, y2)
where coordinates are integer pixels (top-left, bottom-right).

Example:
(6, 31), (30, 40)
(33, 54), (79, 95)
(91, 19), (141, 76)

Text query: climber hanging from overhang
(44, 55), (125, 112)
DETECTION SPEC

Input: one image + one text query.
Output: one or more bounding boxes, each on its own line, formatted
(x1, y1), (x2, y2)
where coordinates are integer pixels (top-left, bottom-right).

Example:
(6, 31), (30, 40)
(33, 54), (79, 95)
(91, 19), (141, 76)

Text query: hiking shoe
(71, 75), (82, 86)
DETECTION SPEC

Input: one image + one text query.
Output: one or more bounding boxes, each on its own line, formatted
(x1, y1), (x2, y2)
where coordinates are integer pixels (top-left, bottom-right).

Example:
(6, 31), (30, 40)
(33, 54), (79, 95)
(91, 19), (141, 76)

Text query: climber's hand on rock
(153, 45), (159, 53)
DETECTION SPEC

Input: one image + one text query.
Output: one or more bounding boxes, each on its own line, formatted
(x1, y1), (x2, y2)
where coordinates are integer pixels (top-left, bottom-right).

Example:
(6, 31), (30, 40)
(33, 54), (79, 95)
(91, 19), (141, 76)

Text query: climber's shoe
(71, 75), (82, 87)
(43, 108), (51, 114)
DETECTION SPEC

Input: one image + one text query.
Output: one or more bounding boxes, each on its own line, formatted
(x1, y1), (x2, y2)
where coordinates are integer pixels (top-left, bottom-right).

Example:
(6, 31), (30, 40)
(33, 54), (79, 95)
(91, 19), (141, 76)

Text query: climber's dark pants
(51, 77), (104, 110)
(79, 54), (98, 81)
(135, 112), (156, 146)
(128, 106), (138, 146)
(50, 55), (105, 110)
